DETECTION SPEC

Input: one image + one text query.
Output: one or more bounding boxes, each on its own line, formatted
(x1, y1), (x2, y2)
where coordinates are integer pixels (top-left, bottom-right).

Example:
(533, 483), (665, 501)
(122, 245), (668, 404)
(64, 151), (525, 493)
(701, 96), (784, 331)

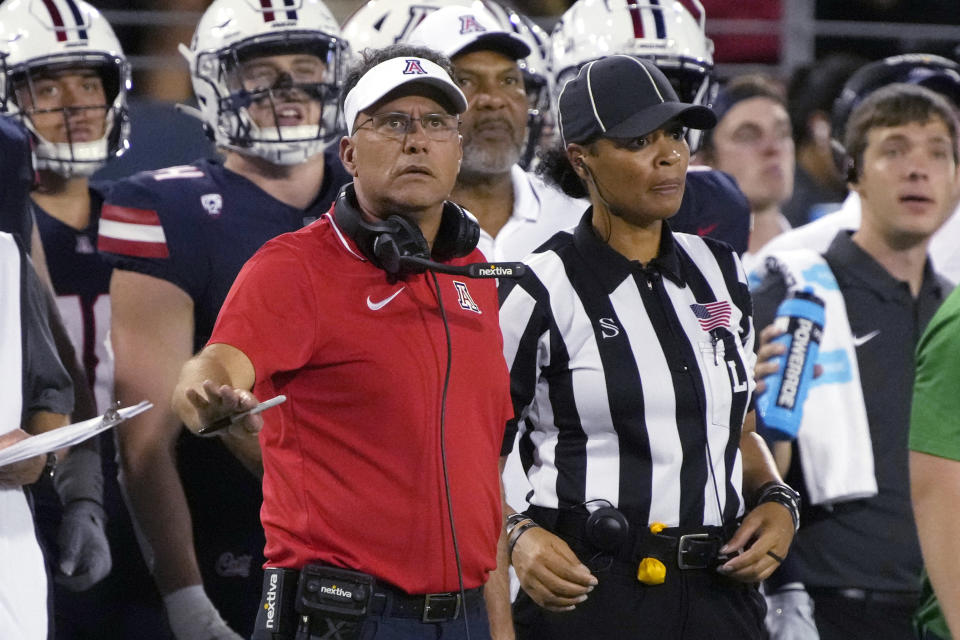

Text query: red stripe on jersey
(101, 203), (162, 226)
(41, 0), (68, 42)
(628, 4), (644, 38)
(259, 0), (275, 22)
(97, 235), (170, 259)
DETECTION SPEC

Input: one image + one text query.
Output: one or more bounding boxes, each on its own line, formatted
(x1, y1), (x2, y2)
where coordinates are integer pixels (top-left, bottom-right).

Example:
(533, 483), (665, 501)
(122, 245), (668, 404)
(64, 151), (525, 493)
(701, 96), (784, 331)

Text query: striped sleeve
(98, 203), (169, 258)
(97, 169), (204, 299)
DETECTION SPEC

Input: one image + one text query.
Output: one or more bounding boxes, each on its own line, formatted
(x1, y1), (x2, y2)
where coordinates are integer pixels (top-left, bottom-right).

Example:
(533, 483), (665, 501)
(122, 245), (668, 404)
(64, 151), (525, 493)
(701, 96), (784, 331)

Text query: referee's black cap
(558, 55), (717, 146)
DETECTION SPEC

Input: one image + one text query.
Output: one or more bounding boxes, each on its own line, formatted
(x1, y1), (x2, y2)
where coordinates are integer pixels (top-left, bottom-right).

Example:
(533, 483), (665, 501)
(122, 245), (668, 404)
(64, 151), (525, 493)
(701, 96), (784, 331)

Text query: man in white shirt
(407, 5), (587, 263)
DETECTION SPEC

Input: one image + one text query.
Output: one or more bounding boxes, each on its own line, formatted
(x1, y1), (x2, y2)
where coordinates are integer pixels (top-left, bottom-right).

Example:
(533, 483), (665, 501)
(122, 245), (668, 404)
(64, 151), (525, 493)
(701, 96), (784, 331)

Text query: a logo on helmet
(458, 15), (486, 35)
(393, 6), (436, 44)
(39, 0), (91, 42)
(258, 0), (298, 24)
(402, 59), (427, 75)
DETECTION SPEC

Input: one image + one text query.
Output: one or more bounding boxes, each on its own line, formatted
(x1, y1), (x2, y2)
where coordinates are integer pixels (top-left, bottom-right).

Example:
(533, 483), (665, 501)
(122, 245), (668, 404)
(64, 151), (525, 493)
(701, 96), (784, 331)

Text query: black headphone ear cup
(585, 506), (630, 553)
(334, 184), (378, 262)
(830, 138), (857, 184)
(335, 184), (429, 275)
(334, 183), (477, 274)
(846, 160), (858, 184)
(432, 201), (480, 261)
(375, 215), (430, 274)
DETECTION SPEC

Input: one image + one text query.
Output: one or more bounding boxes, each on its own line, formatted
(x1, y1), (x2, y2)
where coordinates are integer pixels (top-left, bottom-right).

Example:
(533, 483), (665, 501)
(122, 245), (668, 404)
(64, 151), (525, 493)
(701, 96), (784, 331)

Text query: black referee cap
(558, 55), (717, 146)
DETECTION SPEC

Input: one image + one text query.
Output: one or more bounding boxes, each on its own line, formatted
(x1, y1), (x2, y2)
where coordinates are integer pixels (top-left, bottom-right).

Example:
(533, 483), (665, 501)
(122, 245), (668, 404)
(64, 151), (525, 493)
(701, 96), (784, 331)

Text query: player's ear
(340, 135), (358, 178)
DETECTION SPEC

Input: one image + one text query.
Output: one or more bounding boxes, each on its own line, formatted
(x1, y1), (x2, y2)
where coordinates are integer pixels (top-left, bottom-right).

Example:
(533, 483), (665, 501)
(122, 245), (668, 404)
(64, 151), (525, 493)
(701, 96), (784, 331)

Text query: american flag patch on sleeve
(98, 204), (170, 258)
(690, 301), (731, 331)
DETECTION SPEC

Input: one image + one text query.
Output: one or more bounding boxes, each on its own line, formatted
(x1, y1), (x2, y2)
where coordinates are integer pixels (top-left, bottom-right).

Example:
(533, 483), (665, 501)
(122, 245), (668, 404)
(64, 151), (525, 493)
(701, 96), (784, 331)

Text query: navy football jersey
(96, 149), (350, 636)
(0, 115), (36, 247)
(32, 183), (173, 638)
(33, 182), (113, 412)
(671, 167), (751, 256)
(99, 149), (350, 350)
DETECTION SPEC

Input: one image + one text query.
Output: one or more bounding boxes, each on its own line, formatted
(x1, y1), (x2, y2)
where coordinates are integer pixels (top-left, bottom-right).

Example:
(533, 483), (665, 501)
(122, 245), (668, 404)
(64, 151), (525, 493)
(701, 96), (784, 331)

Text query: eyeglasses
(352, 112), (460, 141)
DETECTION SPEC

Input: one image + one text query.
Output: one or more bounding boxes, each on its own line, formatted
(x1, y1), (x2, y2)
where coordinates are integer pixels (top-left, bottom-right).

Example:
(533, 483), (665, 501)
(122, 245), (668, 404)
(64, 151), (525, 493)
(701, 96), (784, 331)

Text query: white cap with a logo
(343, 56), (468, 132)
(406, 5), (530, 61)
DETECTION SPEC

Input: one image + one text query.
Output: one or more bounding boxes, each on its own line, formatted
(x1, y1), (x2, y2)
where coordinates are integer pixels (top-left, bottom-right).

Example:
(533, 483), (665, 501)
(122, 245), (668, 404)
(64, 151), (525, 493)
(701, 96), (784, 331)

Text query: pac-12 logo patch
(453, 281), (480, 313)
(201, 193), (223, 217)
(402, 58), (427, 75)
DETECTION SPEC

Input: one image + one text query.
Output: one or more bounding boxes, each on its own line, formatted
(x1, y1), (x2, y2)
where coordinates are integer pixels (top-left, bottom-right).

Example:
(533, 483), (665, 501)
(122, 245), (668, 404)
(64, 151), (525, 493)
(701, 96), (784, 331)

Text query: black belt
(526, 505), (728, 570)
(368, 583), (479, 622)
(807, 587), (920, 607)
(254, 565), (477, 640)
(297, 582), (477, 639)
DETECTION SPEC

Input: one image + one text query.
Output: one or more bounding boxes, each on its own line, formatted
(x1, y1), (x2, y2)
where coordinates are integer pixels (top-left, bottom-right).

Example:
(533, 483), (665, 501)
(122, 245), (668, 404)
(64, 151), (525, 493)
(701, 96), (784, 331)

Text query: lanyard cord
(429, 271), (471, 639)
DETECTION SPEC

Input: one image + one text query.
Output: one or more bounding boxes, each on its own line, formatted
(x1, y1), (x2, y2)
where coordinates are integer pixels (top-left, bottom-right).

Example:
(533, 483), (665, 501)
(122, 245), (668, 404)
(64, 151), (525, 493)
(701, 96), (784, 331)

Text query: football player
(0, 1), (165, 637)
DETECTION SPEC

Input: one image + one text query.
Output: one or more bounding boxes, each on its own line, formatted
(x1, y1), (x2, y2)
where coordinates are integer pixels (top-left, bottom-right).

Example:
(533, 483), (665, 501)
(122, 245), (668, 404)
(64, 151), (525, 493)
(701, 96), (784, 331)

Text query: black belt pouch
(252, 567), (301, 640)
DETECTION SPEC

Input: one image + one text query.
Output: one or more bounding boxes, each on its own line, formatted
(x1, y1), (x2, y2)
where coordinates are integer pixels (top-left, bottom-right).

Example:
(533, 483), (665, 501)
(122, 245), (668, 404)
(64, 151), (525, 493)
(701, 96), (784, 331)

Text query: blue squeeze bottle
(756, 289), (825, 440)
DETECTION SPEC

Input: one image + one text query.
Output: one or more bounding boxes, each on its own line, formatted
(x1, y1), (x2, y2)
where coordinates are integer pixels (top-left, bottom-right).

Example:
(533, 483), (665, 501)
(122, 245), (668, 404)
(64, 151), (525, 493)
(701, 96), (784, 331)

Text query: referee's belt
(526, 505), (729, 570)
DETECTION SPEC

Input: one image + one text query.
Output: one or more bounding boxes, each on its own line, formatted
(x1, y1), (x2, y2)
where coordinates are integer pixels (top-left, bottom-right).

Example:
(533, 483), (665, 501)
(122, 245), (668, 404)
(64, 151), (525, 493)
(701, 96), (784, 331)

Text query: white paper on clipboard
(0, 400), (153, 468)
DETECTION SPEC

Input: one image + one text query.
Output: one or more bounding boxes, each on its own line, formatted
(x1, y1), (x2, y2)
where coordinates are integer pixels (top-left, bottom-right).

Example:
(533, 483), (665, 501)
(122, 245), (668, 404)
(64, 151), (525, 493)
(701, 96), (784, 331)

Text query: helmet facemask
(193, 32), (346, 166)
(519, 66), (551, 169)
(5, 53), (129, 178)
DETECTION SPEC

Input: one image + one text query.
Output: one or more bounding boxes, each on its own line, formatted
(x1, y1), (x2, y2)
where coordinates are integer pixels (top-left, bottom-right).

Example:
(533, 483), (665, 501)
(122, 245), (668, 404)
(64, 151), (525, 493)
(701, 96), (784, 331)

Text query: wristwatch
(43, 451), (58, 480)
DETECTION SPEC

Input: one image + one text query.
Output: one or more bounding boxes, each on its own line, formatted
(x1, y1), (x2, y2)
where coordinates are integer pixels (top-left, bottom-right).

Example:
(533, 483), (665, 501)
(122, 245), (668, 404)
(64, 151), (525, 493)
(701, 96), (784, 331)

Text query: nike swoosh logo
(852, 330), (880, 347)
(366, 287), (405, 311)
(697, 223), (719, 236)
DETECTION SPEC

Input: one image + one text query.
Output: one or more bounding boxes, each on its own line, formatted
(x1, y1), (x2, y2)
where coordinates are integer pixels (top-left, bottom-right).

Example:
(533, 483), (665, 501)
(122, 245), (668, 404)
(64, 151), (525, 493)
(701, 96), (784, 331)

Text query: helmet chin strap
(230, 105), (329, 165)
(224, 133), (326, 166)
(34, 138), (109, 177)
(27, 110), (116, 178)
(256, 123), (323, 142)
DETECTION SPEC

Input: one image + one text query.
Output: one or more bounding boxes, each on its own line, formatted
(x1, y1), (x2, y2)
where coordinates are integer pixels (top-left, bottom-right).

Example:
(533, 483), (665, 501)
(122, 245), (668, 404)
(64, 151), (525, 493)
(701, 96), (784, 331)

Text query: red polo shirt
(208, 211), (512, 593)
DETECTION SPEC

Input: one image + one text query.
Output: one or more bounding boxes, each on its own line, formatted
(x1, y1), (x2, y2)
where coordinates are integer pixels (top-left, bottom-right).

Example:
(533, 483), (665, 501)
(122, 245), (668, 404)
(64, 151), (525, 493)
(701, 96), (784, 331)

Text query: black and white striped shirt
(499, 211), (756, 529)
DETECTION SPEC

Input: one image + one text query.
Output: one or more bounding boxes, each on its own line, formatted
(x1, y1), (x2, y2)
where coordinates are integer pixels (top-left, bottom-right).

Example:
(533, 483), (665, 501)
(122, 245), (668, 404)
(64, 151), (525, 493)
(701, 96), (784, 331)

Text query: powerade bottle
(756, 288), (825, 440)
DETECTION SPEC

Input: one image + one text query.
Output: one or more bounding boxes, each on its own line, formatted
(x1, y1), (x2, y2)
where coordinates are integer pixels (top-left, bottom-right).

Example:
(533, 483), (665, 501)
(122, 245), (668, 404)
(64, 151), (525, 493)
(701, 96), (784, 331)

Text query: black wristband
(506, 512), (530, 532)
(754, 481), (801, 531)
(507, 521), (539, 563)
